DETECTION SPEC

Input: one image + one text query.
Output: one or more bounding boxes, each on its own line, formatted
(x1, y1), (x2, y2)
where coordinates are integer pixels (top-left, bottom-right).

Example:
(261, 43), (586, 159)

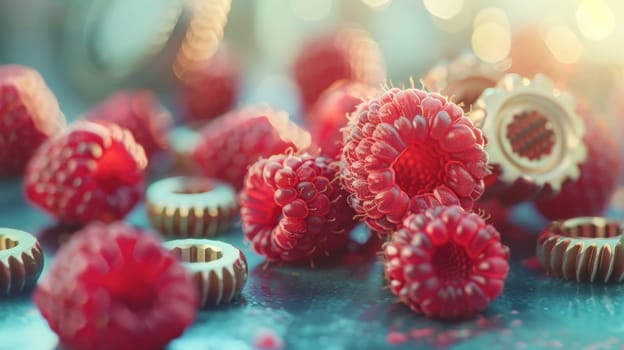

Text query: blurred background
(1, 0), (623, 124)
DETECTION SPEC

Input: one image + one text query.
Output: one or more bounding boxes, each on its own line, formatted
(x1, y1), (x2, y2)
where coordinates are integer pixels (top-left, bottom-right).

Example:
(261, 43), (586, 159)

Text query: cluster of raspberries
(3, 26), (621, 350)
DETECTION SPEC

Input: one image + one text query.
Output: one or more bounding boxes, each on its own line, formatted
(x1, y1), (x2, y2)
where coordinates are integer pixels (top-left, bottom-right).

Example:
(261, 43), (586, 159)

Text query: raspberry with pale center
(239, 153), (356, 262)
(24, 121), (147, 224)
(384, 205), (509, 320)
(341, 88), (489, 233)
(34, 222), (198, 350)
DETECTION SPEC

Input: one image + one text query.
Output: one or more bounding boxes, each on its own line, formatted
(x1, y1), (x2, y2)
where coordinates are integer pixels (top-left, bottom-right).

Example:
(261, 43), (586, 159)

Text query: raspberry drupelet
(24, 121), (147, 224)
(0, 64), (65, 176)
(239, 153), (356, 262)
(341, 87), (489, 233)
(384, 205), (509, 320)
(34, 222), (198, 350)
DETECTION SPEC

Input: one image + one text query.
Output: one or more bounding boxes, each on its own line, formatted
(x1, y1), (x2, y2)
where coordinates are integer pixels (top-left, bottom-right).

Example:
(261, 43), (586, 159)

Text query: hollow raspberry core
(506, 110), (555, 161)
(96, 142), (143, 191)
(392, 143), (447, 197)
(171, 245), (224, 263)
(432, 243), (472, 281)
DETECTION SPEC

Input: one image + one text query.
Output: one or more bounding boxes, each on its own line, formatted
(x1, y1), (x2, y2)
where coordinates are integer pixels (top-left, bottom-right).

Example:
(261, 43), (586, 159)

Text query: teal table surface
(2, 179), (624, 350)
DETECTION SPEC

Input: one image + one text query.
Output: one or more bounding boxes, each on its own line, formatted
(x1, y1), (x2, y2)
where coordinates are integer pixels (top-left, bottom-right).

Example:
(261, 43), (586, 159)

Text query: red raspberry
(193, 107), (311, 190)
(384, 205), (509, 320)
(307, 80), (377, 158)
(24, 121), (147, 224)
(534, 109), (621, 220)
(292, 27), (385, 110)
(239, 153), (356, 262)
(0, 64), (65, 176)
(87, 90), (172, 159)
(34, 222), (197, 350)
(177, 44), (239, 122)
(341, 88), (489, 233)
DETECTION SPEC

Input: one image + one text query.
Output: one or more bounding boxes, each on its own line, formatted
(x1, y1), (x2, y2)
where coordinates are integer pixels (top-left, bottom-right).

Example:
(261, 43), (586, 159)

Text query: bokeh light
(545, 25), (583, 64)
(471, 8), (510, 63)
(576, 0), (616, 41)
(423, 0), (464, 20)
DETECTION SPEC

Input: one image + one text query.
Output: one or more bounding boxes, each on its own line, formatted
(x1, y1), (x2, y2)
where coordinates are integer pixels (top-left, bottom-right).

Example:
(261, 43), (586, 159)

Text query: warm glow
(362, 0), (391, 9)
(545, 25), (583, 64)
(423, 0), (464, 20)
(472, 22), (510, 63)
(474, 7), (509, 28)
(290, 0), (333, 21)
(576, 0), (615, 41)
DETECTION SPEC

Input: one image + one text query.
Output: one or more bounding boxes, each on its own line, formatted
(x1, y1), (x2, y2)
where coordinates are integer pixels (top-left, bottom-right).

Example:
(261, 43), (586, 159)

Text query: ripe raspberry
(239, 153), (356, 262)
(87, 90), (172, 159)
(34, 222), (197, 350)
(24, 121), (147, 224)
(292, 27), (385, 110)
(177, 44), (239, 122)
(192, 107), (311, 190)
(0, 64), (65, 176)
(384, 205), (509, 320)
(534, 109), (621, 220)
(341, 88), (489, 233)
(307, 80), (377, 158)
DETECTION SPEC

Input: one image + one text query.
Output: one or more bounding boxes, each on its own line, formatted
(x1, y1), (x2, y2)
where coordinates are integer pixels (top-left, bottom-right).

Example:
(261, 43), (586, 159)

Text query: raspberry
(307, 80), (377, 158)
(239, 153), (356, 262)
(384, 205), (509, 320)
(0, 64), (65, 176)
(34, 222), (197, 350)
(24, 121), (147, 224)
(341, 88), (489, 233)
(292, 27), (384, 110)
(87, 90), (172, 159)
(534, 108), (621, 220)
(177, 44), (239, 122)
(192, 107), (311, 190)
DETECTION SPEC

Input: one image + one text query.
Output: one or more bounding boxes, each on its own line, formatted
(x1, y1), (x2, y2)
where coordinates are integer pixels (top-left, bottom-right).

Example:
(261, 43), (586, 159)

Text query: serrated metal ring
(146, 176), (237, 238)
(163, 239), (247, 307)
(471, 74), (587, 195)
(0, 228), (44, 295)
(536, 217), (624, 283)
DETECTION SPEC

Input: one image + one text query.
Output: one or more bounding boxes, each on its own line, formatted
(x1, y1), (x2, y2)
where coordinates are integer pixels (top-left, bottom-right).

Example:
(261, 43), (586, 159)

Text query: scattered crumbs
(516, 341), (527, 349)
(511, 319), (522, 327)
(386, 331), (409, 345)
(521, 257), (544, 272)
(511, 309), (519, 315)
(410, 327), (434, 339)
(545, 340), (563, 348)
(253, 328), (284, 350)
(476, 315), (489, 327)
(585, 337), (619, 350)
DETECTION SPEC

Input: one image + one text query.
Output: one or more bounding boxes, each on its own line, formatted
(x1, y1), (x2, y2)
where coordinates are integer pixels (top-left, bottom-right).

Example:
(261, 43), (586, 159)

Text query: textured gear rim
(163, 239), (248, 307)
(0, 228), (44, 295)
(471, 73), (587, 193)
(536, 217), (624, 283)
(146, 176), (238, 238)
(423, 52), (503, 104)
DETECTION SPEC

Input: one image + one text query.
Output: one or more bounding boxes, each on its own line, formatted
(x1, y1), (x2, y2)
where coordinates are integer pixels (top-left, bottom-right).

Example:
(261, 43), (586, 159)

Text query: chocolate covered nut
(0, 228), (44, 295)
